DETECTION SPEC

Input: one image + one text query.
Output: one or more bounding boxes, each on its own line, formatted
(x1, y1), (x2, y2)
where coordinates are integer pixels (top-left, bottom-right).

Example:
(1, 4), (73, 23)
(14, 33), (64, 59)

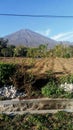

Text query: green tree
(38, 44), (48, 57)
(7, 45), (15, 57)
(14, 46), (27, 57)
(0, 38), (8, 56)
(1, 48), (8, 57)
(27, 47), (43, 58)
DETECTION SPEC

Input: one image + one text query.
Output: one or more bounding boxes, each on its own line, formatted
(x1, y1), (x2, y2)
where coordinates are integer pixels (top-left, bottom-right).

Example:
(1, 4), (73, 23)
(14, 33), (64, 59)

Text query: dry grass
(1, 57), (73, 77)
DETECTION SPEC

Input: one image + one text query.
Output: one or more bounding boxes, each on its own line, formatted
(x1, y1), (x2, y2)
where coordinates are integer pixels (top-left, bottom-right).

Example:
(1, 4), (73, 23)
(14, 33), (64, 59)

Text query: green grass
(41, 79), (73, 98)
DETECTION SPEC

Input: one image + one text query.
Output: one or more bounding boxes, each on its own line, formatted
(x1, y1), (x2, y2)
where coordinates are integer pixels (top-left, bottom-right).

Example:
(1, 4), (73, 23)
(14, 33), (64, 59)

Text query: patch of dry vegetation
(1, 57), (73, 77)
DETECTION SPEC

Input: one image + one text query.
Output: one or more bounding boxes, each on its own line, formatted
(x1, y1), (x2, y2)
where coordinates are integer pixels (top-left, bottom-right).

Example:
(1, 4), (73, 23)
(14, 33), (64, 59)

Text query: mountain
(4, 29), (58, 48)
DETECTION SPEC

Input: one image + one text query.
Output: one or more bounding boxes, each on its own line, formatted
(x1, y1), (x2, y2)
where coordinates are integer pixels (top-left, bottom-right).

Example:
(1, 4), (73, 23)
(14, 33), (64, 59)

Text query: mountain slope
(4, 29), (57, 48)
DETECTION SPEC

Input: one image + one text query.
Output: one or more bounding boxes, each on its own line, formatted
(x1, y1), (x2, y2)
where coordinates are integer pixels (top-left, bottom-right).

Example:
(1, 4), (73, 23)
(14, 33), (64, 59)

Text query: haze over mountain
(4, 29), (58, 48)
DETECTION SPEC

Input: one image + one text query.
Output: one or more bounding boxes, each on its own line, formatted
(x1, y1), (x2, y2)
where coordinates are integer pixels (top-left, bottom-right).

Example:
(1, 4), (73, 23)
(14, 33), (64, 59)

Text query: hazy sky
(0, 0), (73, 41)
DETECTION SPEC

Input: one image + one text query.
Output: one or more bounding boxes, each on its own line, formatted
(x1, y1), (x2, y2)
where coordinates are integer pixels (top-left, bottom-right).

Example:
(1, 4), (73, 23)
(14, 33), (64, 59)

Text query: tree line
(0, 38), (73, 58)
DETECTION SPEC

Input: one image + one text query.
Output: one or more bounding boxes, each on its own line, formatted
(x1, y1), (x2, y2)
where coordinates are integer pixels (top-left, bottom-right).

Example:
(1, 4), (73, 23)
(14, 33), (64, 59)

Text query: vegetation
(1, 38), (73, 98)
(1, 61), (73, 98)
(0, 62), (16, 86)
(0, 112), (73, 130)
(41, 71), (73, 98)
(0, 62), (35, 95)
(1, 38), (73, 129)
(59, 74), (73, 84)
(1, 38), (73, 58)
(41, 79), (73, 98)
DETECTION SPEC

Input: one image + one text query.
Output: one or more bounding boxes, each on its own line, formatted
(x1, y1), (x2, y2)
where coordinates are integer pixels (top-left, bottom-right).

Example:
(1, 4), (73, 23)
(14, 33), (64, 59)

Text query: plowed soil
(1, 57), (73, 77)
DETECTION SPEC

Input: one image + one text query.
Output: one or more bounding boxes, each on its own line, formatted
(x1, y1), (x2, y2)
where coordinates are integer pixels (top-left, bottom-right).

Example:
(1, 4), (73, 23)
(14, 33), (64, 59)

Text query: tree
(27, 44), (48, 58)
(7, 45), (15, 57)
(0, 38), (8, 48)
(38, 44), (48, 57)
(0, 38), (8, 56)
(14, 46), (27, 57)
(54, 44), (64, 57)
(1, 48), (8, 57)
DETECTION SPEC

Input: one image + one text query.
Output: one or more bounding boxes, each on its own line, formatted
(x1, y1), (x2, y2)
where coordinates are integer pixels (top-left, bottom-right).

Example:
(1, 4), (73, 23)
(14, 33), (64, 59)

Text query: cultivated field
(0, 57), (73, 77)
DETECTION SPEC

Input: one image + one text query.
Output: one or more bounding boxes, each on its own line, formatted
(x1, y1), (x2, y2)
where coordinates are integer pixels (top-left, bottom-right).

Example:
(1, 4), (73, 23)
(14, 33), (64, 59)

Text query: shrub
(0, 62), (16, 86)
(41, 81), (57, 97)
(41, 80), (69, 98)
(0, 62), (36, 97)
(59, 74), (73, 84)
(12, 64), (35, 97)
(41, 78), (73, 98)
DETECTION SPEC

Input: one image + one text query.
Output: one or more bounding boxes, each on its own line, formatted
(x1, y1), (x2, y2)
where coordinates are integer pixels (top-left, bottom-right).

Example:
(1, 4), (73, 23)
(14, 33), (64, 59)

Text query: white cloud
(36, 29), (73, 41)
(36, 29), (51, 37)
(51, 31), (73, 41)
(61, 34), (73, 41)
(44, 29), (51, 36)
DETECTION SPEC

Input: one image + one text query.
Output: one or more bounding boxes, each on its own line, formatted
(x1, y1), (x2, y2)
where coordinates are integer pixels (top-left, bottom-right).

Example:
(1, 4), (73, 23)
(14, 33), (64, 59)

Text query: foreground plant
(0, 112), (73, 130)
(0, 62), (16, 86)
(41, 78), (73, 98)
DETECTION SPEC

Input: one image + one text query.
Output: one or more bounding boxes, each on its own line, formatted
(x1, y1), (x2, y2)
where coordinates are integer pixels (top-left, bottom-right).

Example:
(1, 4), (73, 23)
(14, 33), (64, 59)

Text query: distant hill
(4, 29), (58, 48)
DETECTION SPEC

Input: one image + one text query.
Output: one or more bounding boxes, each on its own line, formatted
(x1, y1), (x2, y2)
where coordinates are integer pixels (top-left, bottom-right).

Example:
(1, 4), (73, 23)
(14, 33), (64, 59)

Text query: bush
(11, 64), (35, 97)
(0, 62), (36, 97)
(59, 74), (73, 84)
(0, 62), (16, 86)
(41, 77), (73, 98)
(41, 80), (69, 98)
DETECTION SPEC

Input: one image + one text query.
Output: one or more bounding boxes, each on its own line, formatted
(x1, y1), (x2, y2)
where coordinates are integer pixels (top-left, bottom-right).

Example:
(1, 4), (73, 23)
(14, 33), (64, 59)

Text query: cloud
(51, 31), (73, 41)
(37, 29), (51, 37)
(37, 29), (73, 41)
(44, 29), (51, 36)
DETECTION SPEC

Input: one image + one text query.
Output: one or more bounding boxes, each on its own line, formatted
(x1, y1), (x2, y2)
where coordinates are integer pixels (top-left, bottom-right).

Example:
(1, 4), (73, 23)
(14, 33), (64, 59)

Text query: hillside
(4, 29), (57, 48)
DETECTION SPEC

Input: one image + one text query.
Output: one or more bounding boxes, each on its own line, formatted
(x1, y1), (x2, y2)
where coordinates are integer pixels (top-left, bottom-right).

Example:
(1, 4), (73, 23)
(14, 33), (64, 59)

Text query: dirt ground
(1, 57), (73, 77)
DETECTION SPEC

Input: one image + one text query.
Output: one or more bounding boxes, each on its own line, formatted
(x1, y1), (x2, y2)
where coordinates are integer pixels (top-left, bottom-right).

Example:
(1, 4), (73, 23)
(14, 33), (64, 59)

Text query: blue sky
(0, 0), (73, 41)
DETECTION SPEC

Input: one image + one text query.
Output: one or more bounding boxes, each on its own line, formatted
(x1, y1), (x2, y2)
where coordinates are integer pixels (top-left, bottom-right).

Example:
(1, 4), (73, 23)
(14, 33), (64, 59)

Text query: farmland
(0, 57), (73, 77)
(1, 57), (73, 129)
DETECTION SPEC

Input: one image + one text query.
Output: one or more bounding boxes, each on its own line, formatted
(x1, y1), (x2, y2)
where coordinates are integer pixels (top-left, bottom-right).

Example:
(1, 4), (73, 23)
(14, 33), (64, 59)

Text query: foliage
(59, 74), (73, 84)
(41, 80), (64, 98)
(0, 38), (8, 48)
(41, 76), (73, 98)
(48, 44), (73, 58)
(27, 44), (48, 58)
(0, 40), (73, 58)
(11, 64), (35, 97)
(0, 112), (73, 130)
(14, 46), (27, 57)
(0, 38), (8, 56)
(0, 62), (16, 86)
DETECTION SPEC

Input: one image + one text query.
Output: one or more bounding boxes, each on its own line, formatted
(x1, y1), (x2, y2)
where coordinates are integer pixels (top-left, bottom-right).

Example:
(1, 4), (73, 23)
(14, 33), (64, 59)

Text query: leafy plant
(41, 80), (63, 97)
(0, 112), (73, 130)
(41, 78), (73, 98)
(0, 62), (16, 86)
(59, 74), (73, 84)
